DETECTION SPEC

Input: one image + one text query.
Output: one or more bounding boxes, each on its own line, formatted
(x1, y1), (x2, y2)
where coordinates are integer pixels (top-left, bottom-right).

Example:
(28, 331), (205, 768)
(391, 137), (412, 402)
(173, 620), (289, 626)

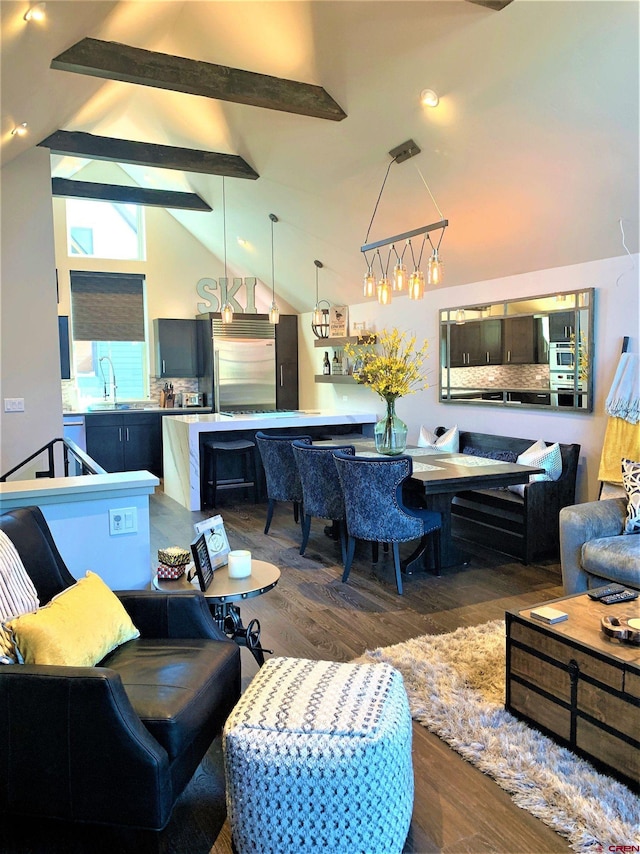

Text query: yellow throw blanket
(598, 416), (640, 483)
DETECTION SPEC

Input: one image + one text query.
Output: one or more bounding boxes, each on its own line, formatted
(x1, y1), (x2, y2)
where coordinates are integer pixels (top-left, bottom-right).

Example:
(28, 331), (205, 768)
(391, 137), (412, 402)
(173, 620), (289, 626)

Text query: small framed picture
(193, 514), (230, 570)
(329, 305), (349, 337)
(190, 533), (215, 592)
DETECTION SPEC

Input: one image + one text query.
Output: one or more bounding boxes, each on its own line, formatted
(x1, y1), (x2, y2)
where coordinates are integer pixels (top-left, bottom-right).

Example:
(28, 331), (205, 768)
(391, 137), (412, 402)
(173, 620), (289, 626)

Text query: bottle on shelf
(323, 351), (331, 375)
(332, 351), (340, 375)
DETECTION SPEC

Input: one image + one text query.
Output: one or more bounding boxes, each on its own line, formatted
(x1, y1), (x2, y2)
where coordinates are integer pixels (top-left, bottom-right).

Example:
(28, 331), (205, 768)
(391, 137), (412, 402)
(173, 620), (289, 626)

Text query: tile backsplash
(448, 363), (550, 389)
(62, 377), (201, 411)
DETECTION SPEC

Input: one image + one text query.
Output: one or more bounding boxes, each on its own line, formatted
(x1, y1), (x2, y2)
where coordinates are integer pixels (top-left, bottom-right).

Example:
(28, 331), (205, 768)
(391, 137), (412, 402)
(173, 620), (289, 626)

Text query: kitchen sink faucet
(99, 356), (118, 406)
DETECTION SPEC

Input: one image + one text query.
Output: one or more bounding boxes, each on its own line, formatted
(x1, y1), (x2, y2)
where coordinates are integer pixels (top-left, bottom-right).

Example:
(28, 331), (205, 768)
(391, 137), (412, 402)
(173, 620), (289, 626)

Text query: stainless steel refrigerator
(198, 314), (278, 411)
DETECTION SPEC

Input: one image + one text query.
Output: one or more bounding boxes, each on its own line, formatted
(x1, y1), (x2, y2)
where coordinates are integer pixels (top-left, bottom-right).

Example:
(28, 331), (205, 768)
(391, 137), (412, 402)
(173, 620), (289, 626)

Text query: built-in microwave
(549, 342), (575, 370)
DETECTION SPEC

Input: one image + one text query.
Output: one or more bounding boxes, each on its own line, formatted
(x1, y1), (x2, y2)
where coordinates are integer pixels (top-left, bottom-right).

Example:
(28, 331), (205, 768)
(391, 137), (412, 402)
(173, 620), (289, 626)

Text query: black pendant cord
(222, 176), (228, 280)
(269, 213), (277, 300)
(363, 155), (398, 268)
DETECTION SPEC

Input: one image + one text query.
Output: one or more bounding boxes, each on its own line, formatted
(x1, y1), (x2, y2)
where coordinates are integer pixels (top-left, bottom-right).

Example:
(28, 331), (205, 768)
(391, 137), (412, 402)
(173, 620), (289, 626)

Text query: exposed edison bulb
(11, 122), (28, 136)
(427, 249), (443, 285)
(455, 309), (466, 325)
(377, 278), (392, 306)
(221, 301), (234, 324)
(408, 269), (425, 300)
(420, 88), (439, 108)
(363, 269), (376, 298)
(313, 304), (324, 326)
(269, 300), (280, 324)
(24, 2), (46, 21)
(393, 260), (407, 291)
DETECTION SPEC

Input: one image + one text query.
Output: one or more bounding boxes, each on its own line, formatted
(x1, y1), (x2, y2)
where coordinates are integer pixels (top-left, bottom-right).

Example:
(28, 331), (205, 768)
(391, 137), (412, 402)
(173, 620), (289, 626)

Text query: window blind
(70, 272), (145, 341)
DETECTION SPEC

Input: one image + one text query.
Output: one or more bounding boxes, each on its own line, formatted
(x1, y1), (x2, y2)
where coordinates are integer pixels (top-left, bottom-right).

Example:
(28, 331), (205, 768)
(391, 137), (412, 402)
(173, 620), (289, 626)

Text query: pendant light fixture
(311, 260), (330, 338)
(268, 213), (280, 324)
(220, 177), (234, 324)
(360, 139), (448, 303)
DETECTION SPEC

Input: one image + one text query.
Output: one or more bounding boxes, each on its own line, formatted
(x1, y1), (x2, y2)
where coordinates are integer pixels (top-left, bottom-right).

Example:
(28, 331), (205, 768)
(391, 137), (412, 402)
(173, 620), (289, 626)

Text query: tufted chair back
(255, 432), (312, 533)
(291, 441), (355, 560)
(333, 450), (441, 594)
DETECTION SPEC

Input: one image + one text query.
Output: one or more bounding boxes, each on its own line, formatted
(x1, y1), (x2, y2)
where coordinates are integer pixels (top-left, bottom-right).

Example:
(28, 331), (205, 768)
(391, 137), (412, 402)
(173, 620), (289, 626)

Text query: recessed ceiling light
(420, 89), (439, 108)
(24, 2), (46, 22)
(11, 122), (28, 136)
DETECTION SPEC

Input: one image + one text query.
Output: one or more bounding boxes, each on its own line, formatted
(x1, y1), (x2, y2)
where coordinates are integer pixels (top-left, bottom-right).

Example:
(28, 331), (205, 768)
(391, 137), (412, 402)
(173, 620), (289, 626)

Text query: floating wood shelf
(313, 335), (376, 348)
(314, 374), (357, 384)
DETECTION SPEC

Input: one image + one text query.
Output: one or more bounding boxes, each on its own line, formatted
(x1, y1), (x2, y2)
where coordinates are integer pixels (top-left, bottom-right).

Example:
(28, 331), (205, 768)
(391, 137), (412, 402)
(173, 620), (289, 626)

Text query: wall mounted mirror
(439, 288), (594, 412)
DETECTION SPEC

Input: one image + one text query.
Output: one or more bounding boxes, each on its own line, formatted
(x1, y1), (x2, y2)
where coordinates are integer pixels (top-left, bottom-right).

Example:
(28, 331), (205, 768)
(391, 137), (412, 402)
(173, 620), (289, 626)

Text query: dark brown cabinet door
(503, 316), (536, 364)
(85, 413), (162, 475)
(275, 315), (299, 410)
(450, 320), (501, 366)
(155, 318), (199, 377)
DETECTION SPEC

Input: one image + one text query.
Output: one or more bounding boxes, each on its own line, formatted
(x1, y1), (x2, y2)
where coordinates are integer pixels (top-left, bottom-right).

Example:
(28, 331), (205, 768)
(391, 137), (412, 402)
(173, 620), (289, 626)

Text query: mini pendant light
(268, 213), (280, 324)
(408, 269), (425, 300)
(363, 265), (376, 298)
(428, 248), (443, 285)
(311, 260), (330, 337)
(392, 243), (408, 291)
(220, 177), (234, 324)
(377, 278), (392, 305)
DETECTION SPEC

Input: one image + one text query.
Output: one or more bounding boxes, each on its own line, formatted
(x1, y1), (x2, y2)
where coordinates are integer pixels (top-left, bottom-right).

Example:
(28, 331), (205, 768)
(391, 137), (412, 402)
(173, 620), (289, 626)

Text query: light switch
(109, 507), (137, 535)
(4, 398), (24, 412)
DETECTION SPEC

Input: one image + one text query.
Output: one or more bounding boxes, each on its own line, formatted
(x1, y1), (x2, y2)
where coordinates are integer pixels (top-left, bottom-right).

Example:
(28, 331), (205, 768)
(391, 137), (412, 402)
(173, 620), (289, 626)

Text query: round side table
(153, 560), (280, 666)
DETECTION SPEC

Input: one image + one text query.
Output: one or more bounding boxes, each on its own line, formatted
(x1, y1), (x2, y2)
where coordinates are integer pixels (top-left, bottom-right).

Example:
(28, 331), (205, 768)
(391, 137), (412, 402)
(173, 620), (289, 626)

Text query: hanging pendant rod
(361, 219), (448, 254)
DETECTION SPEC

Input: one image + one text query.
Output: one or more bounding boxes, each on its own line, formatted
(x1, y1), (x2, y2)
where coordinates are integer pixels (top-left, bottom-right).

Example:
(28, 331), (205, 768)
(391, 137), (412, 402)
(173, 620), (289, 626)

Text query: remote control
(600, 590), (639, 605)
(588, 584), (627, 600)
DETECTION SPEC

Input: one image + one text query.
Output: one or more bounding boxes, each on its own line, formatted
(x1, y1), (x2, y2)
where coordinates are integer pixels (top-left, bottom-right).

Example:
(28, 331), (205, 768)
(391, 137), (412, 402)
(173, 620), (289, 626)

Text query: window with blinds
(70, 271), (147, 402)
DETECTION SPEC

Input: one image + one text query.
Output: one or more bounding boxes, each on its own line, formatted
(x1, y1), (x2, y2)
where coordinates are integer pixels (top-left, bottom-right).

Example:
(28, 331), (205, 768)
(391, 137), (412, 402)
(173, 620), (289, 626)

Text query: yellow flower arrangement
(344, 328), (430, 403)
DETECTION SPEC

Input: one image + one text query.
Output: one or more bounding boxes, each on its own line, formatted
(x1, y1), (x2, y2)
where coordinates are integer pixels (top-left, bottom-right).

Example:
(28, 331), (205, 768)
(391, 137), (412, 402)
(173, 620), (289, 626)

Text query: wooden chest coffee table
(506, 592), (640, 788)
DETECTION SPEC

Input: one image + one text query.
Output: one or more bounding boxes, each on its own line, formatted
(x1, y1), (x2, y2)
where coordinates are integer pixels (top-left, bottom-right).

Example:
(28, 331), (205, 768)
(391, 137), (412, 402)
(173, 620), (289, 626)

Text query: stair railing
(0, 438), (106, 482)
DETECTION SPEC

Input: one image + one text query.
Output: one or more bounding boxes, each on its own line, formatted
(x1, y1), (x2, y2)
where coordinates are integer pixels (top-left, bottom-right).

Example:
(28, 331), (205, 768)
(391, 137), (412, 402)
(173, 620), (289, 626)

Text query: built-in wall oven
(549, 342), (575, 371)
(549, 371), (587, 408)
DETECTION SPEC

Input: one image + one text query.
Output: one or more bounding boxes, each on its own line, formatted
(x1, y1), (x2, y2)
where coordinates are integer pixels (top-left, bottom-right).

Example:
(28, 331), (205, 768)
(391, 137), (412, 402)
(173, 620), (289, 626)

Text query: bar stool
(202, 438), (258, 507)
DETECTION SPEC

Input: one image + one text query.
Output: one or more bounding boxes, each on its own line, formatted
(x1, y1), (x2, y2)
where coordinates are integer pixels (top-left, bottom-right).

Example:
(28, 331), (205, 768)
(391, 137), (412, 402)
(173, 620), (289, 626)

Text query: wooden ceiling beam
(38, 130), (259, 180)
(465, 0), (514, 10)
(51, 38), (347, 122)
(52, 177), (212, 211)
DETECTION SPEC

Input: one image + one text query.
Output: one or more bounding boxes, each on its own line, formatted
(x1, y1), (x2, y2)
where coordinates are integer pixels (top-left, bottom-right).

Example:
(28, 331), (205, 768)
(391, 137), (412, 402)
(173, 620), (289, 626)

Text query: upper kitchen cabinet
(502, 316), (538, 364)
(275, 315), (299, 410)
(449, 319), (501, 367)
(154, 318), (200, 377)
(549, 311), (575, 342)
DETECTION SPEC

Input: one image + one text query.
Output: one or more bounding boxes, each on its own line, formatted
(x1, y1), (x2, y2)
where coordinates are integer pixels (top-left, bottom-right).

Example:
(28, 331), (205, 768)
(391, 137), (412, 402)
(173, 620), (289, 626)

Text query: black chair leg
(264, 499), (275, 534)
(300, 515), (311, 555)
(338, 522), (347, 566)
(433, 527), (442, 577)
(293, 501), (300, 523)
(342, 537), (356, 583)
(392, 542), (403, 595)
(372, 542), (379, 563)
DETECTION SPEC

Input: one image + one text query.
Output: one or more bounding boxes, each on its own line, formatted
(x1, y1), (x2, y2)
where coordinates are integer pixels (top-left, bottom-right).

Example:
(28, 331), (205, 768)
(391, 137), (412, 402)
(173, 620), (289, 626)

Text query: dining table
(316, 438), (544, 571)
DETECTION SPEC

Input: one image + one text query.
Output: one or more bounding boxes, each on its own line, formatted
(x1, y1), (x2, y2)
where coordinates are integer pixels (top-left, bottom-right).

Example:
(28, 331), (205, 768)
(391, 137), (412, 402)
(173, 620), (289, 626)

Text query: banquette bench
(443, 429), (581, 564)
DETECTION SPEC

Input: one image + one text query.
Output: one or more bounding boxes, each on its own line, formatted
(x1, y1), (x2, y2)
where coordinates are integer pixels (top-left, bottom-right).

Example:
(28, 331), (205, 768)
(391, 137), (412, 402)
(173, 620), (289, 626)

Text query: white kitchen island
(162, 410), (377, 511)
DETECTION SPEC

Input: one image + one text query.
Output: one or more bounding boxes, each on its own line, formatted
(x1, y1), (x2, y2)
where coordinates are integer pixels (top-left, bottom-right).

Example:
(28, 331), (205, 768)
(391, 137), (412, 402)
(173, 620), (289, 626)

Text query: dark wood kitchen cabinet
(449, 320), (501, 367)
(154, 318), (200, 378)
(502, 316), (537, 364)
(275, 315), (299, 410)
(549, 311), (575, 342)
(85, 413), (161, 475)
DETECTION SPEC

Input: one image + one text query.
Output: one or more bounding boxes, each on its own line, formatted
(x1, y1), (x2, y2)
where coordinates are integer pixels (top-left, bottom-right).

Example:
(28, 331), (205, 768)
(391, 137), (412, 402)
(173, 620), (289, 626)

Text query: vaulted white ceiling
(2, 0), (638, 311)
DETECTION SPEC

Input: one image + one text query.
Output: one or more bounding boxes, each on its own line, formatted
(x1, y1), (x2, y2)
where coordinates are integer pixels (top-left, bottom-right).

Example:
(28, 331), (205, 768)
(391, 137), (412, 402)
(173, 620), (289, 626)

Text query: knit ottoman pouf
(223, 656), (413, 854)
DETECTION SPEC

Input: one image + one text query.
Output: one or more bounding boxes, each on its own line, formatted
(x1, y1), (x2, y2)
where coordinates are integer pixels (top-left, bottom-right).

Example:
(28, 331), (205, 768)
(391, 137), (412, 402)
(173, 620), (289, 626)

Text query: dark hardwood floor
(2, 489), (571, 854)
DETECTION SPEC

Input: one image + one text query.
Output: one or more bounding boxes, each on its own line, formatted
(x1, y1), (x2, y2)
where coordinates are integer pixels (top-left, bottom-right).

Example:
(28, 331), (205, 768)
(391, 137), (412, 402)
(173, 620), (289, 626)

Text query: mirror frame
(439, 288), (595, 413)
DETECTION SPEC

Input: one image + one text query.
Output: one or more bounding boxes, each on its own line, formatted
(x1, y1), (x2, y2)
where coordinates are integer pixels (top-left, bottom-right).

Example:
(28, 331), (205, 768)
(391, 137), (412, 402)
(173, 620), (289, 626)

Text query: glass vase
(374, 399), (408, 455)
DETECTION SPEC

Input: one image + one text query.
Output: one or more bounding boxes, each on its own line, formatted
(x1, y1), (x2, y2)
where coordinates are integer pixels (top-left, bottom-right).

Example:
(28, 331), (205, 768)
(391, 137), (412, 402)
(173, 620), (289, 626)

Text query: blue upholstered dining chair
(255, 432), (312, 534)
(291, 440), (355, 562)
(333, 450), (442, 595)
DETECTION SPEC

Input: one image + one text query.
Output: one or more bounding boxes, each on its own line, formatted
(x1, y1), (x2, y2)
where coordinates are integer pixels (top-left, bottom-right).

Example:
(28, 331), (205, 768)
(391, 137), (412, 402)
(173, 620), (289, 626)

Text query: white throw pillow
(622, 458), (640, 534)
(418, 424), (459, 453)
(0, 529), (39, 663)
(508, 441), (563, 498)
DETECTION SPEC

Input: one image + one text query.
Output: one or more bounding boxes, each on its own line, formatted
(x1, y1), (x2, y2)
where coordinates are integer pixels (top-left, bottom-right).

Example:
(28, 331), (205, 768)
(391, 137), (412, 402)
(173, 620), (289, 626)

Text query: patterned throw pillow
(418, 424), (459, 453)
(622, 458), (640, 534)
(508, 440), (563, 498)
(0, 529), (39, 663)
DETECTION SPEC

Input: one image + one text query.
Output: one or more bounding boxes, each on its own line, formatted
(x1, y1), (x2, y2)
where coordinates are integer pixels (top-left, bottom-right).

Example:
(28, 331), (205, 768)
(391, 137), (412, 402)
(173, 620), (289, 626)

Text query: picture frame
(193, 514), (230, 571)
(190, 533), (215, 592)
(329, 305), (349, 337)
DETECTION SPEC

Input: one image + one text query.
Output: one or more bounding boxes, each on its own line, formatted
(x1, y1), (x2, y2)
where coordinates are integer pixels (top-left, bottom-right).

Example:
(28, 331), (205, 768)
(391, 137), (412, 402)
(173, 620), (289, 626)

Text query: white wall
(300, 253), (639, 503)
(0, 148), (62, 477)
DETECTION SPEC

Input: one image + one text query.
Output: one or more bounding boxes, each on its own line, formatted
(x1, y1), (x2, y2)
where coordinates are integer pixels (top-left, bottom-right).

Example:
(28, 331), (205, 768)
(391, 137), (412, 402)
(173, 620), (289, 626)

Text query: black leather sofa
(0, 506), (241, 831)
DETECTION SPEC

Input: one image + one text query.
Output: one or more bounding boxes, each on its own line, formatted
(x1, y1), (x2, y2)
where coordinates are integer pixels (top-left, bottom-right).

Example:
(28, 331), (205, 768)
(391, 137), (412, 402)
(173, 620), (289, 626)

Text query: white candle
(228, 549), (252, 578)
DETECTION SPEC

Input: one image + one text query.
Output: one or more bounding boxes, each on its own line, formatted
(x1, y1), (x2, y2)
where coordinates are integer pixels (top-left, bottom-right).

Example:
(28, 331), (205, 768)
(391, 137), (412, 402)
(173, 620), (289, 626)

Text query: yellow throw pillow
(5, 571), (139, 667)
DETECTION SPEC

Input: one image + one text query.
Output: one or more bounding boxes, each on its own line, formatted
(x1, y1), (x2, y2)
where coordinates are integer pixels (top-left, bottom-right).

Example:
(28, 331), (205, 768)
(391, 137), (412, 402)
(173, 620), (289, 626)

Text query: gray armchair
(559, 498), (640, 594)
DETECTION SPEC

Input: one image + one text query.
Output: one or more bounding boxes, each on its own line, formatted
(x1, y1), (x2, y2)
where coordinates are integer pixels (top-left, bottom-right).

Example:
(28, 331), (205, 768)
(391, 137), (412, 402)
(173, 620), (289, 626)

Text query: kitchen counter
(163, 410), (377, 511)
(63, 406), (211, 416)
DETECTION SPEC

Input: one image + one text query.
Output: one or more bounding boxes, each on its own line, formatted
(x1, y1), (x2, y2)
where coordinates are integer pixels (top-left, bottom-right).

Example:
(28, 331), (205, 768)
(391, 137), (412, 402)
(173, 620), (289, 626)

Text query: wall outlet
(4, 398), (24, 412)
(109, 507), (137, 535)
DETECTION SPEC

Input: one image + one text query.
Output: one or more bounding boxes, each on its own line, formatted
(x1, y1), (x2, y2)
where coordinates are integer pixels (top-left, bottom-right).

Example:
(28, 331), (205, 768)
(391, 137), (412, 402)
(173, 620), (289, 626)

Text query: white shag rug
(359, 620), (640, 853)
